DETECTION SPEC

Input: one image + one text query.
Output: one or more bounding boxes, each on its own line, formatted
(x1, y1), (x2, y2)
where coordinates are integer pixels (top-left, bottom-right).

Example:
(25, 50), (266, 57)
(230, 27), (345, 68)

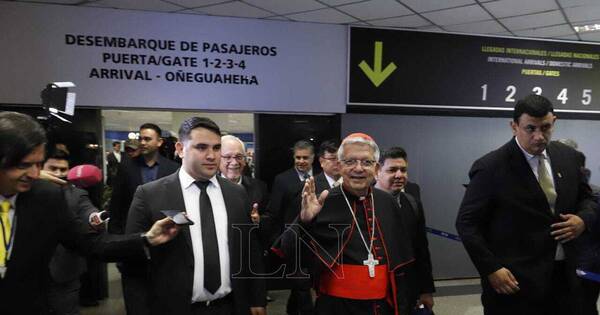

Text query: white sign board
(0, 2), (346, 113)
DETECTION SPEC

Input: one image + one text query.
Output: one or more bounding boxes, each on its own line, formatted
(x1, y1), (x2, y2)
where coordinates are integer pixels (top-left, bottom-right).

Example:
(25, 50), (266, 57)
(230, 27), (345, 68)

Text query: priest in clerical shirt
(277, 133), (414, 315)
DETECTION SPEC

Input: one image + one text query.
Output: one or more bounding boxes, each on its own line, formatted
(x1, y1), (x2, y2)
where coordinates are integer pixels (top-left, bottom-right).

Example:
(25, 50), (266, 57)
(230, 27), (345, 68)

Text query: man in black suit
(0, 111), (178, 315)
(108, 123), (179, 314)
(126, 117), (266, 315)
(219, 135), (269, 223)
(42, 148), (105, 315)
(314, 140), (340, 195)
(106, 141), (121, 186)
(265, 140), (315, 315)
(109, 123), (179, 234)
(456, 95), (597, 315)
(375, 147), (435, 312)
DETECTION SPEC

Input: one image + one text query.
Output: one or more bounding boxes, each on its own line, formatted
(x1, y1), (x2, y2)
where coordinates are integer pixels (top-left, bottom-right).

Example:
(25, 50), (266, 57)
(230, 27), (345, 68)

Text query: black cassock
(278, 186), (414, 315)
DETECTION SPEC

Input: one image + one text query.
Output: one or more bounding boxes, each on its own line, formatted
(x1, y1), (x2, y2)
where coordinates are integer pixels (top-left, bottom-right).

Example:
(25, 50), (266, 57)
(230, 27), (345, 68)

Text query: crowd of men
(0, 93), (599, 315)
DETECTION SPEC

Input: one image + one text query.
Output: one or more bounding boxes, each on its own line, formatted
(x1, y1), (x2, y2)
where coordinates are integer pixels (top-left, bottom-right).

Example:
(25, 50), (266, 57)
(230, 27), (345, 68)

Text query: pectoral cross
(363, 253), (379, 278)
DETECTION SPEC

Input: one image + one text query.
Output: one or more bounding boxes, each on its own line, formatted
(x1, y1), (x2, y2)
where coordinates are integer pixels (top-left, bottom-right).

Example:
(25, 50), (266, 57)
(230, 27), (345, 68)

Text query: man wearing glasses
(278, 133), (414, 315)
(265, 139), (315, 315)
(314, 140), (341, 194)
(456, 94), (597, 315)
(219, 135), (268, 224)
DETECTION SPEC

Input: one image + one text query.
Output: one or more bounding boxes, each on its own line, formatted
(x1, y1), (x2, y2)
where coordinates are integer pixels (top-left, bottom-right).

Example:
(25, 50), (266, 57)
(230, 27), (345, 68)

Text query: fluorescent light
(574, 24), (600, 33)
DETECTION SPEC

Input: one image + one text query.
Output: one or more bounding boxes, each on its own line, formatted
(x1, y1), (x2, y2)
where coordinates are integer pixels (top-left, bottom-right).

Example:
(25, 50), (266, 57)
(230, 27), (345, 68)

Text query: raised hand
(299, 177), (329, 223)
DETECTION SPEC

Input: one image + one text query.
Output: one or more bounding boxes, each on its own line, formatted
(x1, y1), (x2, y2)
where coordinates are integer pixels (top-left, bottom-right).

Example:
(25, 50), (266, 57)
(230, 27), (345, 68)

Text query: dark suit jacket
(125, 172), (266, 315)
(263, 168), (305, 244)
(0, 180), (144, 314)
(400, 182), (435, 300)
(456, 138), (597, 301)
(106, 152), (120, 186)
(108, 154), (179, 234)
(48, 185), (98, 283)
(241, 175), (269, 213)
(314, 172), (332, 195)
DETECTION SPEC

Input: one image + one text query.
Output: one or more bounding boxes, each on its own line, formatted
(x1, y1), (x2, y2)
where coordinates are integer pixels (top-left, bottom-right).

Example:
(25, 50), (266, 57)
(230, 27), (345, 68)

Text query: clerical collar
(341, 186), (371, 202)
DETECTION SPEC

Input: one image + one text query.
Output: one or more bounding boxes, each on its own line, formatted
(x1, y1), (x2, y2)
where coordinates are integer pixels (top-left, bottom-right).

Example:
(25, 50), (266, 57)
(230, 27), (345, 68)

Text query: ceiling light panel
(444, 19), (505, 34)
(399, 0), (475, 13)
(166, 0), (230, 9)
(286, 8), (357, 23)
(243, 0), (325, 15)
(482, 0), (558, 18)
(369, 14), (431, 28)
(92, 0), (183, 12)
(500, 10), (565, 31)
(422, 4), (492, 26)
(199, 1), (272, 18)
(337, 0), (411, 21)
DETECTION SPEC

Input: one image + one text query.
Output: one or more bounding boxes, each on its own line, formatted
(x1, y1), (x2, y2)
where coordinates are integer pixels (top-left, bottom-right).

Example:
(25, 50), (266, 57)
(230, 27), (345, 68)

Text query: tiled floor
(81, 264), (597, 315)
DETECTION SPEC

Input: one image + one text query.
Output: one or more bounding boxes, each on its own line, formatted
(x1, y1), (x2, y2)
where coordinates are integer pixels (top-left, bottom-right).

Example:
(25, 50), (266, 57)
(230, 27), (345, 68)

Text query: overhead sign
(349, 26), (600, 114)
(0, 2), (346, 113)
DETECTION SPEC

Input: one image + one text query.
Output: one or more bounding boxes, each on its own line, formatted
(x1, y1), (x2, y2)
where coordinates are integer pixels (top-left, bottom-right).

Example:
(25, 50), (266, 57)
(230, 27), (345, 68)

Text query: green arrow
(358, 41), (397, 87)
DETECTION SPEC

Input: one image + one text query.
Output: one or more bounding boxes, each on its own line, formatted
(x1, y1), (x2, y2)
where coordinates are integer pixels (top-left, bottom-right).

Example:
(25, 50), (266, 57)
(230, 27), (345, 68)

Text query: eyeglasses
(221, 154), (245, 162)
(340, 159), (376, 168)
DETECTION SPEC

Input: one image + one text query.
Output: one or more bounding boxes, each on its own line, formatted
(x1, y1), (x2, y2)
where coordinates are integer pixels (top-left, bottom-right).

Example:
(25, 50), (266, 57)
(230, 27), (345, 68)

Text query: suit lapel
(163, 173), (194, 254)
(546, 143), (565, 211)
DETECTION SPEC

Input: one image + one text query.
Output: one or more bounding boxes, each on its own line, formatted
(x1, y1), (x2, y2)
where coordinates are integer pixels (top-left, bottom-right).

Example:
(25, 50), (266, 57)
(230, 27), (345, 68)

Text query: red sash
(319, 263), (389, 300)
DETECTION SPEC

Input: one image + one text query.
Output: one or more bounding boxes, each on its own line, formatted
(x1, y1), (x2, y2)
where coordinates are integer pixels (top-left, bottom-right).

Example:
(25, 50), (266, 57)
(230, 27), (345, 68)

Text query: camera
(40, 82), (76, 123)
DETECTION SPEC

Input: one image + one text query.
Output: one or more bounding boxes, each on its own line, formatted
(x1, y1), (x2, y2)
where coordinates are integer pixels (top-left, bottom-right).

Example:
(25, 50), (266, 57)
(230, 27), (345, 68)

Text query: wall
(342, 113), (600, 279)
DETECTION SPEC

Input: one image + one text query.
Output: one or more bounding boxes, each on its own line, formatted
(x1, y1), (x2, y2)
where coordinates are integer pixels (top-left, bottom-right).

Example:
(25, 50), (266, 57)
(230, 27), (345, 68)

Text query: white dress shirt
(324, 173), (337, 188)
(178, 169), (232, 302)
(296, 168), (313, 181)
(515, 138), (564, 260)
(113, 151), (122, 163)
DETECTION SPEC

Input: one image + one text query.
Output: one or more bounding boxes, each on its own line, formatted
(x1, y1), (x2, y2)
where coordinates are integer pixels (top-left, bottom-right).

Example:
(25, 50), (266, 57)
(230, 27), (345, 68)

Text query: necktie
(194, 181), (221, 294)
(302, 172), (310, 181)
(0, 200), (11, 266)
(537, 155), (557, 212)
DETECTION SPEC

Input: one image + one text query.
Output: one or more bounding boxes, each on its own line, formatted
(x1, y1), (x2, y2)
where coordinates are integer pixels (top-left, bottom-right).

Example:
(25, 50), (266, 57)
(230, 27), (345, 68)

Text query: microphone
(67, 164), (103, 188)
(99, 211), (110, 221)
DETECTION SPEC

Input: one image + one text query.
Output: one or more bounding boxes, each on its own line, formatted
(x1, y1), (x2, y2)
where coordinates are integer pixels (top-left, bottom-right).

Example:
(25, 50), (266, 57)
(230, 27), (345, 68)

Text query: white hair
(337, 137), (380, 161)
(221, 134), (246, 152)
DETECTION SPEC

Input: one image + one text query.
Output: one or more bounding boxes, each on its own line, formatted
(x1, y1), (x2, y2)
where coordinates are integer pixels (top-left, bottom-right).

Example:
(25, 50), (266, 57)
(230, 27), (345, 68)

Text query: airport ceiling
(12, 0), (600, 42)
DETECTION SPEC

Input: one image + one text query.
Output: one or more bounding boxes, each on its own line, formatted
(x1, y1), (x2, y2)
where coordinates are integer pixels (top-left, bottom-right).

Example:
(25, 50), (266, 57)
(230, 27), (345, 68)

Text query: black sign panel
(349, 27), (600, 114)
